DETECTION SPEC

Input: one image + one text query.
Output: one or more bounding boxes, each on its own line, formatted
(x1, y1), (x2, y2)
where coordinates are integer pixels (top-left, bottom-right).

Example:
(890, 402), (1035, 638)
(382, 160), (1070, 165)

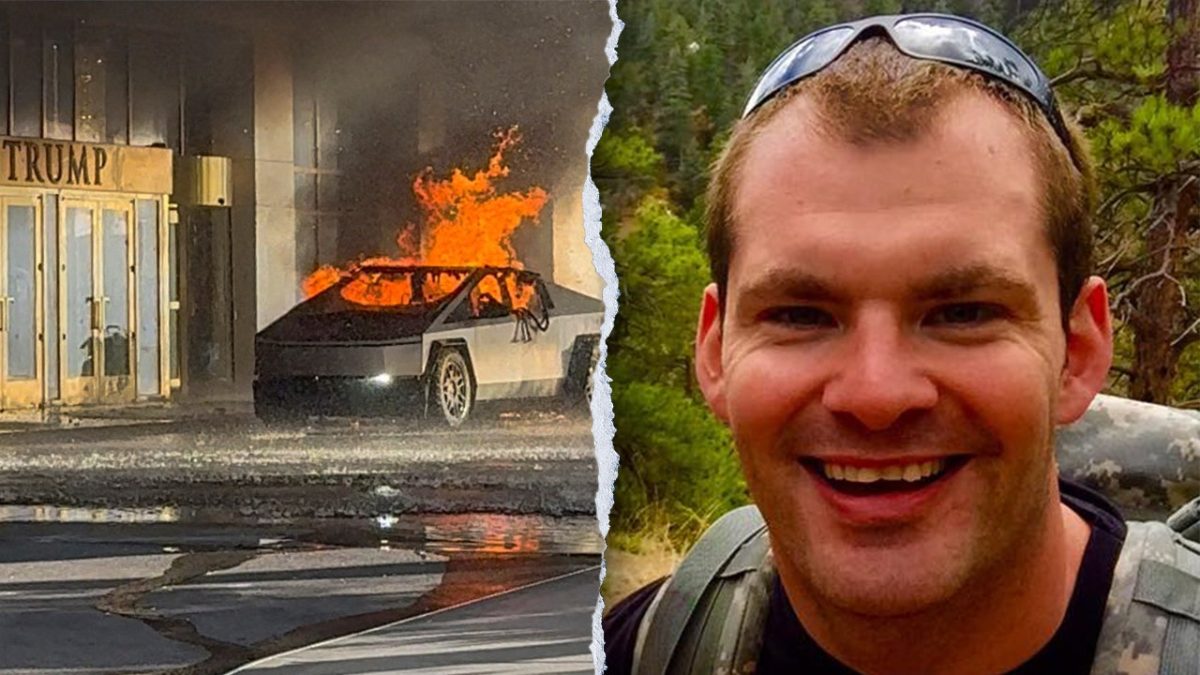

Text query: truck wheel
(433, 349), (474, 427)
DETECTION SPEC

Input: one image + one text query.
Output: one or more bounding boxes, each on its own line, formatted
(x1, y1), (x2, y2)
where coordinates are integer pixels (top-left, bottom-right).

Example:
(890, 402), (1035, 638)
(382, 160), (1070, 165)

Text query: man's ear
(1056, 276), (1113, 425)
(696, 283), (729, 423)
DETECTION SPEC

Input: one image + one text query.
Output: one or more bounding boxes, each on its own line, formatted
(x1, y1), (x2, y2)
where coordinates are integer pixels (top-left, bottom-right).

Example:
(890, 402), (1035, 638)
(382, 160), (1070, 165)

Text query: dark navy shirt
(603, 478), (1127, 675)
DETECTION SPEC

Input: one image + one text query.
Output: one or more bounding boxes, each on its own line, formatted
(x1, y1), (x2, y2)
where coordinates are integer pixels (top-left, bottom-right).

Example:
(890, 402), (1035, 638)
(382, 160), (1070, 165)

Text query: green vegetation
(599, 0), (1200, 549)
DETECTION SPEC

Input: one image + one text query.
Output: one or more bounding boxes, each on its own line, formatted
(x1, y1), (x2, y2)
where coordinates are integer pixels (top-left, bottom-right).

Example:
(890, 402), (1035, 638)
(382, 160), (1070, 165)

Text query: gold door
(61, 199), (137, 405)
(0, 196), (42, 409)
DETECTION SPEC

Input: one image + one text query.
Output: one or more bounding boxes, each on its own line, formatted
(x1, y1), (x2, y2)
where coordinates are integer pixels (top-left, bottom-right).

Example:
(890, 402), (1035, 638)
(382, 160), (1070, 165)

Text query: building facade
(0, 1), (607, 410)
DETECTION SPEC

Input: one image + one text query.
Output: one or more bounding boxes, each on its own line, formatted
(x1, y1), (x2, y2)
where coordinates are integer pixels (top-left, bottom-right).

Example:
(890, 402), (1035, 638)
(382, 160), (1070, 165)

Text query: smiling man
(604, 14), (1200, 675)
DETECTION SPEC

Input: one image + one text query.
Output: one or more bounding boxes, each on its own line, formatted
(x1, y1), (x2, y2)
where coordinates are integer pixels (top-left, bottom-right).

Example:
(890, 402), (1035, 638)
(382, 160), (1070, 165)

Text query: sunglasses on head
(742, 13), (1080, 170)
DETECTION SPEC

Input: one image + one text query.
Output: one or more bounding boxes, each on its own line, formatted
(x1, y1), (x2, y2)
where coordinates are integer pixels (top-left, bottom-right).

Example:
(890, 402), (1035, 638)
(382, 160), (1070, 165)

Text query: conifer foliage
(598, 0), (1199, 544)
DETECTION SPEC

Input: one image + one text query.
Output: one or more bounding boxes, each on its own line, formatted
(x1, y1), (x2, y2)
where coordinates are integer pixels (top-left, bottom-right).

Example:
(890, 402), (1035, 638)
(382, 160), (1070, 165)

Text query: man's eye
(764, 307), (836, 329)
(926, 303), (1004, 326)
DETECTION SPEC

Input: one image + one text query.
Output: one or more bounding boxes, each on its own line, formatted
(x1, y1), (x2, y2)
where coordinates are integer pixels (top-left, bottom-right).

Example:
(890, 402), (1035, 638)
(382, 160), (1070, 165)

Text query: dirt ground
(602, 540), (681, 608)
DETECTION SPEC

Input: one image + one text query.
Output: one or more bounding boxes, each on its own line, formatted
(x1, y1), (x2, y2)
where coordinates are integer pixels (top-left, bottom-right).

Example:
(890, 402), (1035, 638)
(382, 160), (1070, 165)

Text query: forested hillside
(598, 0), (1200, 548)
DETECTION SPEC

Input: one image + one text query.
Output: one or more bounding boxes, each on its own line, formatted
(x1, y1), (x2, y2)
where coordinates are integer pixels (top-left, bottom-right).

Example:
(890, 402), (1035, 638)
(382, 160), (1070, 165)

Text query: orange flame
(300, 127), (548, 308)
(334, 264), (471, 310)
(302, 265), (343, 299)
(340, 270), (414, 307)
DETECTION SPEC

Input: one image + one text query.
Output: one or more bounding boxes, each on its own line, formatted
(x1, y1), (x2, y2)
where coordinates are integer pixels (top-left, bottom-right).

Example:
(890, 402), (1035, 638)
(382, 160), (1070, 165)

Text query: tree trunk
(1129, 185), (1196, 401)
(1128, 0), (1198, 403)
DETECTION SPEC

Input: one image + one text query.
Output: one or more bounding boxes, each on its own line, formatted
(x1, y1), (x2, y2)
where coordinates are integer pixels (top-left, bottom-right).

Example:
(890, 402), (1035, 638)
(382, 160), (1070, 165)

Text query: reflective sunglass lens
(892, 17), (1045, 98)
(744, 26), (856, 117)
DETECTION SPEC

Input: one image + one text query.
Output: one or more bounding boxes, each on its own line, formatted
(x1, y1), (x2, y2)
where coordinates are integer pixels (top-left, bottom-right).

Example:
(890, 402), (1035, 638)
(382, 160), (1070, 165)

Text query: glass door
(61, 199), (137, 405)
(0, 197), (41, 409)
(99, 201), (135, 403)
(63, 202), (98, 404)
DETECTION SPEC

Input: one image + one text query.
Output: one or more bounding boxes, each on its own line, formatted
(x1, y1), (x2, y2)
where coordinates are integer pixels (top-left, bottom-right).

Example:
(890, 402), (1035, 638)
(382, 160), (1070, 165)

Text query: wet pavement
(232, 567), (599, 674)
(1, 549), (210, 673)
(0, 401), (603, 674)
(0, 403), (598, 517)
(0, 513), (601, 674)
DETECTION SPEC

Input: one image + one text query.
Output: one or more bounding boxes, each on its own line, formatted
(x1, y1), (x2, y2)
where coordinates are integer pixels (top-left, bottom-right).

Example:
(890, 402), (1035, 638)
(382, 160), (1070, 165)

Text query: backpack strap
(634, 512), (1200, 675)
(1092, 520), (1200, 674)
(632, 505), (772, 675)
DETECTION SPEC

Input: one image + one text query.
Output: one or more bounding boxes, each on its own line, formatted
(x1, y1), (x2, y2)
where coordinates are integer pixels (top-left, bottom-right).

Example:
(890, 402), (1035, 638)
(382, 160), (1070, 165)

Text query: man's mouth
(802, 456), (971, 498)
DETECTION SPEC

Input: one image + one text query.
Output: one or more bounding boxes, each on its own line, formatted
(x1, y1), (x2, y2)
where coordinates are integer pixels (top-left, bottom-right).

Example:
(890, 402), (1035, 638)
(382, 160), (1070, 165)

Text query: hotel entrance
(63, 194), (172, 407)
(62, 197), (141, 405)
(0, 138), (172, 411)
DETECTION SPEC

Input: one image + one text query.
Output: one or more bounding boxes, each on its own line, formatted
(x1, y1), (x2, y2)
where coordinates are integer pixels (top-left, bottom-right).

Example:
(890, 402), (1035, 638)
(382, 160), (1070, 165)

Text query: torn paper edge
(589, 0), (623, 672)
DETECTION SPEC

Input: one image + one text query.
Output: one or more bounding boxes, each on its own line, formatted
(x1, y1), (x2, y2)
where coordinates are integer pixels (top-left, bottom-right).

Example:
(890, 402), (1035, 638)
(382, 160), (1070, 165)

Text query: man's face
(697, 91), (1105, 617)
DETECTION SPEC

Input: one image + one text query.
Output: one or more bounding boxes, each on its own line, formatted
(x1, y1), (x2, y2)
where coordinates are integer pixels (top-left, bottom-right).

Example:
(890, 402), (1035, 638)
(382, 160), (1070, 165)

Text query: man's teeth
(822, 459), (947, 483)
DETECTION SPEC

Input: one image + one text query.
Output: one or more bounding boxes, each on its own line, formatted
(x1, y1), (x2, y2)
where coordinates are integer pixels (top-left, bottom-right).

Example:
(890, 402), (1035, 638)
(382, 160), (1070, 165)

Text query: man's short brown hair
(706, 37), (1097, 327)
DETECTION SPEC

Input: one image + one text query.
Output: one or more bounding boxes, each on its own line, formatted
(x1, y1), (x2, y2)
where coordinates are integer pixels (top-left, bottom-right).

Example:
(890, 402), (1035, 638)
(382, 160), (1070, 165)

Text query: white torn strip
(589, 0), (623, 672)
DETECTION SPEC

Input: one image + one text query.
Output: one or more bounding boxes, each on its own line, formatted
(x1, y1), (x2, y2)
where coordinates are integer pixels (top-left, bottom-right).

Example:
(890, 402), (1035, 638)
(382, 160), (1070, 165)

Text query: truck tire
(432, 348), (474, 427)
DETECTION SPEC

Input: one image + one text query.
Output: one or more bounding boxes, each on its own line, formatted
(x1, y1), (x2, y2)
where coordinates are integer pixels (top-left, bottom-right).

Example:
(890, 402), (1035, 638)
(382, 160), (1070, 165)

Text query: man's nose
(820, 315), (938, 431)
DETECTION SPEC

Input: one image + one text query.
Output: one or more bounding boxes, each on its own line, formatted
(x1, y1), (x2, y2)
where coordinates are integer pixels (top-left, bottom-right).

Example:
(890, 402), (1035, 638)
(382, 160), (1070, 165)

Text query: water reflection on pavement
(231, 567), (599, 674)
(0, 510), (601, 675)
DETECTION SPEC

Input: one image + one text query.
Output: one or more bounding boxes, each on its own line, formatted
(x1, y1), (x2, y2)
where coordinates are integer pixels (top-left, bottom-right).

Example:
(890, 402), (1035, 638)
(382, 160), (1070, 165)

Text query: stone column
(253, 34), (298, 330)
(552, 163), (602, 297)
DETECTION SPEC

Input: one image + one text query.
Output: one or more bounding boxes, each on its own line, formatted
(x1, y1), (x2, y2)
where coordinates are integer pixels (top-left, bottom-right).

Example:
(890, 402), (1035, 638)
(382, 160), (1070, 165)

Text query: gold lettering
(44, 144), (64, 183)
(3, 140), (19, 181)
(92, 148), (108, 186)
(0, 136), (167, 193)
(23, 142), (43, 183)
(67, 145), (89, 185)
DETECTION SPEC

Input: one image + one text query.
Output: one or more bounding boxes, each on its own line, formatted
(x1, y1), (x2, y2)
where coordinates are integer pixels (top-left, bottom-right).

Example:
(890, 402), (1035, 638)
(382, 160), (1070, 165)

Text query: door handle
(89, 297), (102, 331)
(0, 296), (7, 331)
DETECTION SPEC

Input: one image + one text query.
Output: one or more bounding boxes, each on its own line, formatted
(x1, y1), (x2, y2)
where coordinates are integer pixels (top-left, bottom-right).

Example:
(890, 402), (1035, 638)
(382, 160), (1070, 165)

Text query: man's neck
(783, 498), (1092, 675)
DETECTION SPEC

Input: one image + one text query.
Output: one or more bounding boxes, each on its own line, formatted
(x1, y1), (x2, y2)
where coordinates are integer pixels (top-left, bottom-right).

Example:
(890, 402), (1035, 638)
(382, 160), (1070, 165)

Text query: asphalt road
(232, 566), (600, 674)
(0, 401), (603, 674)
(0, 517), (601, 675)
(0, 403), (598, 517)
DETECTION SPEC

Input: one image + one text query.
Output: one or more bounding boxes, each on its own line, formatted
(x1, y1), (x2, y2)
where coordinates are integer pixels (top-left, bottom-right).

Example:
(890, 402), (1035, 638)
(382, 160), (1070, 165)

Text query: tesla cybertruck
(254, 265), (603, 426)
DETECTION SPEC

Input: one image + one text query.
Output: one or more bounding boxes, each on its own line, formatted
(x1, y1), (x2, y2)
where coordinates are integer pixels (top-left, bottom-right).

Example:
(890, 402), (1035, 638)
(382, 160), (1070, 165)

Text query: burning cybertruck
(254, 264), (603, 426)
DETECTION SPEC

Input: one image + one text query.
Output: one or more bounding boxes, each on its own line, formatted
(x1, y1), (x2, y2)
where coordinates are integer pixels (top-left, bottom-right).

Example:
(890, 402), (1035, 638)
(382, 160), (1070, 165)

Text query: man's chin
(797, 544), (973, 619)
(816, 574), (960, 618)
